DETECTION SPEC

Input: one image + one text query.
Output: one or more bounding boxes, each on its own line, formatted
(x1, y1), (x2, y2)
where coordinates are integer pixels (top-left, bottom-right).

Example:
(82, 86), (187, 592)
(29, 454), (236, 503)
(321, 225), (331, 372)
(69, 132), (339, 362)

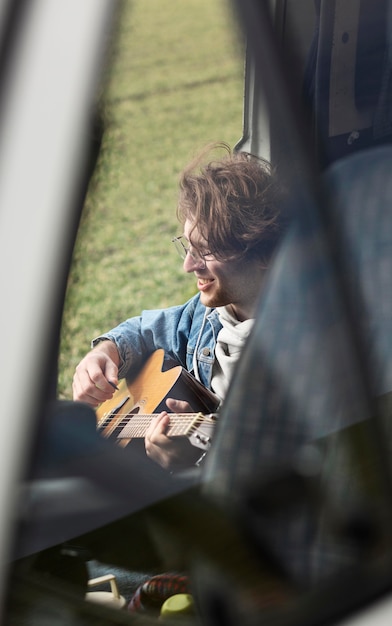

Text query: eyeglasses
(171, 235), (214, 265)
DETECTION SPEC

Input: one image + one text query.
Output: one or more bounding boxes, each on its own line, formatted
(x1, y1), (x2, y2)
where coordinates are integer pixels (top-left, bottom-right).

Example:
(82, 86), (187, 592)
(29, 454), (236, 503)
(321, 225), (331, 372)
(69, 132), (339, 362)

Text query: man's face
(182, 219), (265, 321)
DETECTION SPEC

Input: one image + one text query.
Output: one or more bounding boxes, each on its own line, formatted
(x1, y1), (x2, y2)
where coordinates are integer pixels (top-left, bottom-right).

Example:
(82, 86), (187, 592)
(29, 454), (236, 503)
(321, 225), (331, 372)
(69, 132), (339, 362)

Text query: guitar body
(96, 349), (219, 449)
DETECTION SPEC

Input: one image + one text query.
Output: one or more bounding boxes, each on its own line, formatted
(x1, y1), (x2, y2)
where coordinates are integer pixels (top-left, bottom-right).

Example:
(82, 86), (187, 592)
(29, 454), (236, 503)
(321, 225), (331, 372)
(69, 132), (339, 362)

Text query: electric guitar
(96, 349), (219, 451)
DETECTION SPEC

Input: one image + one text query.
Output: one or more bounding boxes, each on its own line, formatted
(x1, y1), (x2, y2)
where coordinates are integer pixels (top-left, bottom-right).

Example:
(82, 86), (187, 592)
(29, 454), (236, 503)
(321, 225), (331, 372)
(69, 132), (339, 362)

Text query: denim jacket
(92, 293), (222, 390)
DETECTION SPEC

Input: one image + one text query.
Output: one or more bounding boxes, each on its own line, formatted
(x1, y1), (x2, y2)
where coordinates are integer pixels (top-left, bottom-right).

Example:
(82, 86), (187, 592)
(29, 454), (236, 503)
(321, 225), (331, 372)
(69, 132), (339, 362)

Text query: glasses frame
(171, 235), (214, 266)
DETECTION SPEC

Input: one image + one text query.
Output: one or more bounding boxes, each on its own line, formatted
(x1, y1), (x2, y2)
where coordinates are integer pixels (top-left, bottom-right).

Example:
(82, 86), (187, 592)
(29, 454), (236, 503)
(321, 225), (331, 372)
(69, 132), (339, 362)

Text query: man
(73, 143), (287, 471)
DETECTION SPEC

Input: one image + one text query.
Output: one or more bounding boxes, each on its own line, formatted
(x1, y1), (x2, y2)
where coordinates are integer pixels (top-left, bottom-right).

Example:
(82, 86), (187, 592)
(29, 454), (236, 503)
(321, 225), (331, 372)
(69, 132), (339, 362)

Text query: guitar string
(98, 413), (216, 435)
(98, 413), (217, 426)
(101, 421), (216, 437)
(117, 423), (213, 437)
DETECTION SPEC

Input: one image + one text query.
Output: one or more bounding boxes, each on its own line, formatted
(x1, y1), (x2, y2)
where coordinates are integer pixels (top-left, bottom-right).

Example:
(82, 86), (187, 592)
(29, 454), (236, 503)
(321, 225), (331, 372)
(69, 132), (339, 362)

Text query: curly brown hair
(177, 143), (287, 265)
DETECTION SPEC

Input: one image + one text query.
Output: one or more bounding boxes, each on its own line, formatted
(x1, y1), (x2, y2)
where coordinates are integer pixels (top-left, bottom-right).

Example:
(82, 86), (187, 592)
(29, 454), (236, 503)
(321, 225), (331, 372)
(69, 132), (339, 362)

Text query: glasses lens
(172, 237), (187, 260)
(172, 236), (210, 265)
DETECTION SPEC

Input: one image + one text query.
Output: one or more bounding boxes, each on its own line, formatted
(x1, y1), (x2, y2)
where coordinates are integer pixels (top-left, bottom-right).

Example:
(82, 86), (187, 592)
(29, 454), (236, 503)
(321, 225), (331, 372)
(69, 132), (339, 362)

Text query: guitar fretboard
(97, 412), (217, 439)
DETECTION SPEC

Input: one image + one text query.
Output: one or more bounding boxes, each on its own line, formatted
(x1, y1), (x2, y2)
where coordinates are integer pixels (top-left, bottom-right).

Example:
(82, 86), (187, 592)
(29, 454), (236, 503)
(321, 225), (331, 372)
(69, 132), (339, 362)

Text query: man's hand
(144, 398), (202, 470)
(72, 341), (120, 408)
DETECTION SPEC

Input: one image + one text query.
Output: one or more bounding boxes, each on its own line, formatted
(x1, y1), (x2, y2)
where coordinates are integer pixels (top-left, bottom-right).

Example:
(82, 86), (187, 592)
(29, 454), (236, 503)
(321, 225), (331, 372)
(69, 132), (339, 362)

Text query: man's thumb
(104, 361), (119, 387)
(166, 397), (193, 413)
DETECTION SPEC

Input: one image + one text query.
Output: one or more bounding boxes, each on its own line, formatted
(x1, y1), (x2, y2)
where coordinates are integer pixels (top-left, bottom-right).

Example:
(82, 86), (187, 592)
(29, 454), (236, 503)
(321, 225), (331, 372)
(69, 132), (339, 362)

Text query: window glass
(58, 0), (244, 400)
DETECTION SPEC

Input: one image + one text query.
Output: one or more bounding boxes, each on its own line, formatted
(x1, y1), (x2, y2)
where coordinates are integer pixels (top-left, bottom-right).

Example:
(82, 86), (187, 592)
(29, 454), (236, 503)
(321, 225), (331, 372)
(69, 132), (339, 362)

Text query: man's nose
(183, 251), (205, 272)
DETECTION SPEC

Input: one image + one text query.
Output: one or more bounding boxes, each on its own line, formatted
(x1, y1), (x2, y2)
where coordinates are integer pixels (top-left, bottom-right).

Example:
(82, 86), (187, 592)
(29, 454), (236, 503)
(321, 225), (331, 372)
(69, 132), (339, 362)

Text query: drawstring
(192, 307), (211, 382)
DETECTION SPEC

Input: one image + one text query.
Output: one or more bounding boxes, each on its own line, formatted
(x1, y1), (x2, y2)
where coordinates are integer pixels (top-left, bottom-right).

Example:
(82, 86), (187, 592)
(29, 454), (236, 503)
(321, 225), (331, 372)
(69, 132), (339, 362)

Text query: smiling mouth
(199, 278), (213, 285)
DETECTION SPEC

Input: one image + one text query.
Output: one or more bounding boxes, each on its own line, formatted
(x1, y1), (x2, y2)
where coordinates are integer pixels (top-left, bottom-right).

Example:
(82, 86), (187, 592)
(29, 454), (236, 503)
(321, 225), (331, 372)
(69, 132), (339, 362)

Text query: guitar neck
(99, 412), (216, 440)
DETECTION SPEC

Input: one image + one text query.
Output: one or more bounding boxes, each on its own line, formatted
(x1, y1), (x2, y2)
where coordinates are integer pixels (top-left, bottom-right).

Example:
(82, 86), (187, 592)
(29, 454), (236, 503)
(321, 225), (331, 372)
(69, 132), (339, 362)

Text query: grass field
(58, 0), (245, 398)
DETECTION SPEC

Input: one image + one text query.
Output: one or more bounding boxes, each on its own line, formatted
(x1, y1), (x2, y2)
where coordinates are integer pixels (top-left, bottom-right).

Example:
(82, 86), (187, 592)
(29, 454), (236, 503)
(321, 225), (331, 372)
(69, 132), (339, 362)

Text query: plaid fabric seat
(202, 146), (392, 586)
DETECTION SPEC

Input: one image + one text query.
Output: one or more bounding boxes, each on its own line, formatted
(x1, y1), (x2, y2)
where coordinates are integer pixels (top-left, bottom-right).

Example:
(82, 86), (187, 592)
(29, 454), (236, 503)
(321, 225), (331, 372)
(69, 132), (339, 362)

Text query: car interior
(2, 0), (392, 624)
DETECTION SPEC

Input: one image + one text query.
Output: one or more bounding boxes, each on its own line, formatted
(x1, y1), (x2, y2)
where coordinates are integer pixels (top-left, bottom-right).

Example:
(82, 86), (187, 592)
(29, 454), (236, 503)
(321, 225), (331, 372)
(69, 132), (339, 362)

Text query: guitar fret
(118, 413), (198, 439)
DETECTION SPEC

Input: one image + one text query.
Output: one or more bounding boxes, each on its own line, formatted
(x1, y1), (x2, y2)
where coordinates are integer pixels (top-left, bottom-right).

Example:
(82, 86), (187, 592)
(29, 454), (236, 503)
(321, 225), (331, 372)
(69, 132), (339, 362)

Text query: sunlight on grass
(58, 0), (245, 398)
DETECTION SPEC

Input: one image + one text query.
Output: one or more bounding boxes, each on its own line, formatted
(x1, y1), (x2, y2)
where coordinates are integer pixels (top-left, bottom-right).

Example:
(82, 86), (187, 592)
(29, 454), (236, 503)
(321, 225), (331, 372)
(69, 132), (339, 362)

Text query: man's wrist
(91, 338), (120, 366)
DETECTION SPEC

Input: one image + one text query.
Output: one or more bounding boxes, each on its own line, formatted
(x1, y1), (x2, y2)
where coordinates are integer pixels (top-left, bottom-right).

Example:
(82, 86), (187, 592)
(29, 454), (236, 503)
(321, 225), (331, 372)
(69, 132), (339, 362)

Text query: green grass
(58, 0), (245, 399)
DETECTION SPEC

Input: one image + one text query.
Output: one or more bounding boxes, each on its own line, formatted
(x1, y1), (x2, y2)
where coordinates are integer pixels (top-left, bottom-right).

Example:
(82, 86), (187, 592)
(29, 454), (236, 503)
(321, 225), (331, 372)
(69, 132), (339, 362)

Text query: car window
(58, 0), (245, 401)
